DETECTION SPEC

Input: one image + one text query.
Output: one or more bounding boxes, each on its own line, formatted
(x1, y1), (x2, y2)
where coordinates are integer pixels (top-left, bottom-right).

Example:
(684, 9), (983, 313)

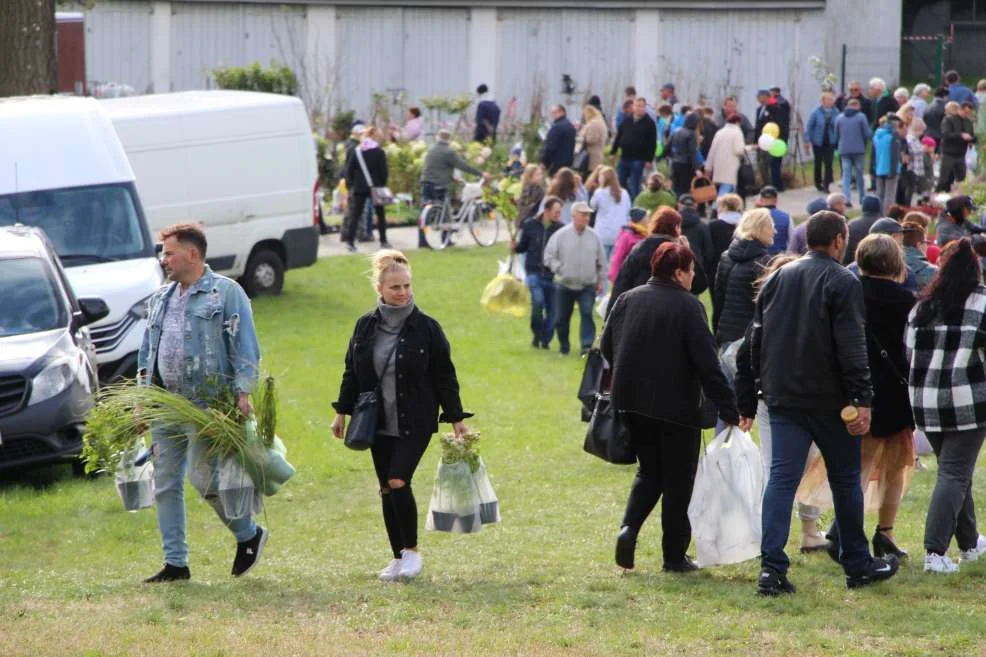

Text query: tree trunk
(0, 0), (57, 97)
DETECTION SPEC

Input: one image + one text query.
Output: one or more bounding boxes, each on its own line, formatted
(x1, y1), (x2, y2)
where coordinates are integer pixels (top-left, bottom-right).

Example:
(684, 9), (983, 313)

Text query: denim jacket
(137, 266), (260, 400)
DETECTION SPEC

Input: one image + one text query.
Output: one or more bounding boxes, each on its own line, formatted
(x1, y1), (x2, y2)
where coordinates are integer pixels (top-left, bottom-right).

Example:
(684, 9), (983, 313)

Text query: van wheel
(241, 249), (284, 297)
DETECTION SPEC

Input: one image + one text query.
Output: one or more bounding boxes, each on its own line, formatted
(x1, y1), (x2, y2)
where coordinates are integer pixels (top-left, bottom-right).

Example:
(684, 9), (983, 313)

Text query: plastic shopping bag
(242, 419), (296, 496)
(115, 438), (154, 512)
(480, 258), (529, 318)
(426, 461), (482, 534)
(595, 293), (610, 320)
(473, 459), (501, 525)
(967, 145), (979, 173)
(687, 427), (763, 567)
(219, 455), (262, 520)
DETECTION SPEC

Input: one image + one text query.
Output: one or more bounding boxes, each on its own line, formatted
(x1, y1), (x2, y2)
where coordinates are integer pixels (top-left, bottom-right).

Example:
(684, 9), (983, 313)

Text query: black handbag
(578, 348), (607, 422)
(583, 393), (636, 465)
(343, 340), (400, 451)
(572, 149), (590, 177)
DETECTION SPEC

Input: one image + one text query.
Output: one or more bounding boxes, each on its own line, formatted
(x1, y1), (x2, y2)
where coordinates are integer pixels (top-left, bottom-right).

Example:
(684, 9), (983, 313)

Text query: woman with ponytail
(332, 250), (472, 581)
(906, 238), (986, 574)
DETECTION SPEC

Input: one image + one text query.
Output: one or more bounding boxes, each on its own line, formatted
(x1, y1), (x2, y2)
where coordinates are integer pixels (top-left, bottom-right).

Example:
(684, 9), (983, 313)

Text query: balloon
(768, 139), (788, 158)
(757, 134), (776, 151)
(763, 122), (781, 138)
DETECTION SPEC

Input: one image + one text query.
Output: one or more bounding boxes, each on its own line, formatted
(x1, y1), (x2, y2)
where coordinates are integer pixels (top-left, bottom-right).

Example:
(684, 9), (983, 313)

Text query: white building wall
(84, 1), (152, 94)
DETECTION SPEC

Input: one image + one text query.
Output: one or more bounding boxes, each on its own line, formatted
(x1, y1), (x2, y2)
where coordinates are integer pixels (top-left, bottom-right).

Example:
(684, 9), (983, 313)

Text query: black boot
(872, 526), (908, 559)
(615, 526), (637, 570)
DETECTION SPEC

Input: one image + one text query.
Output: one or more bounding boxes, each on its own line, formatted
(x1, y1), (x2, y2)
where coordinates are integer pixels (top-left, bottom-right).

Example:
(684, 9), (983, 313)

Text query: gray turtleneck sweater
(374, 298), (414, 437)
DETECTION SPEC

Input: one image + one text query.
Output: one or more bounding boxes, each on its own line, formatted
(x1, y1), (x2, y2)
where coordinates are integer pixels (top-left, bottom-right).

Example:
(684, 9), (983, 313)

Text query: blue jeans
(618, 159), (646, 201)
(554, 284), (596, 353)
(364, 198), (374, 236)
(152, 423), (257, 568)
(526, 273), (555, 346)
(841, 154), (866, 205)
(717, 183), (736, 196)
(761, 407), (869, 576)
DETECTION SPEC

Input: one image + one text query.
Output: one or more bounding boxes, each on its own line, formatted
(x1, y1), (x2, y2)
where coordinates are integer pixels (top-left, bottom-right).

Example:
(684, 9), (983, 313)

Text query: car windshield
(0, 183), (150, 266)
(0, 257), (68, 338)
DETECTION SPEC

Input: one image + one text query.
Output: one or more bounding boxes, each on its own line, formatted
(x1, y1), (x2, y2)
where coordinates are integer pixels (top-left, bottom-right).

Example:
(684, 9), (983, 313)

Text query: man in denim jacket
(137, 223), (264, 583)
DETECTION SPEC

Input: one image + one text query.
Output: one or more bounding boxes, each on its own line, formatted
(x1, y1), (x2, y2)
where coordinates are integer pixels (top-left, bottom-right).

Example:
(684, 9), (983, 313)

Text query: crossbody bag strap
(375, 337), (401, 386)
(354, 148), (376, 188)
(866, 330), (908, 385)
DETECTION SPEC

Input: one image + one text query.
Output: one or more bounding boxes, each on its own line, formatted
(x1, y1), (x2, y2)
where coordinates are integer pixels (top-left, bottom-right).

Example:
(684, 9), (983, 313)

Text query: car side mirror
(77, 297), (110, 326)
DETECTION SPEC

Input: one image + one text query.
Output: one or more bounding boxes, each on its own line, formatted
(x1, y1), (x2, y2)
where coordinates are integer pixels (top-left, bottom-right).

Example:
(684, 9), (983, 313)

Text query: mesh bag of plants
(115, 439), (155, 513)
(480, 258), (529, 318)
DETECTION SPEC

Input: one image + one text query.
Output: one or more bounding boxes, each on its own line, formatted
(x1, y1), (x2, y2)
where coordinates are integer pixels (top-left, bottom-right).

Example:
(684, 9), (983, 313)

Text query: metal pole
(840, 43), (847, 94)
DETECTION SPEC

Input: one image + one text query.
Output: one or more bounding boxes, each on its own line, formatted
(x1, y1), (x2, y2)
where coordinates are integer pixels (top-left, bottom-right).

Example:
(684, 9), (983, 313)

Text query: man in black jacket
(937, 101), (978, 191)
(540, 105), (576, 175)
(754, 90), (785, 190)
(923, 87), (949, 147)
(744, 211), (899, 595)
(512, 196), (564, 348)
(611, 97), (657, 200)
(836, 80), (873, 118)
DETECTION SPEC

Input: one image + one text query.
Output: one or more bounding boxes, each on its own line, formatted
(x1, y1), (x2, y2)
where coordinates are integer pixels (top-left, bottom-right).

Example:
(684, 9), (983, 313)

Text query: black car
(0, 226), (109, 473)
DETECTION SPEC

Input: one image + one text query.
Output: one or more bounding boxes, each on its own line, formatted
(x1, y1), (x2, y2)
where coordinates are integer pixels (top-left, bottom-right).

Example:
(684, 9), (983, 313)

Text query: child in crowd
(633, 173), (678, 213)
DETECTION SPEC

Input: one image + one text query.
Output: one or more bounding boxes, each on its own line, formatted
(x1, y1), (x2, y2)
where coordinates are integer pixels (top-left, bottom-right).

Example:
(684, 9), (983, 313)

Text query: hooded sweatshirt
(834, 107), (872, 156)
(873, 123), (902, 176)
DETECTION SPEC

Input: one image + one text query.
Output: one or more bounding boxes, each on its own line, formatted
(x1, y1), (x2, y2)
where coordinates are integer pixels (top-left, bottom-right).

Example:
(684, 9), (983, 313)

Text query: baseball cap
(869, 218), (903, 235)
(759, 186), (778, 200)
(571, 201), (592, 215)
(629, 207), (649, 223)
(678, 194), (697, 207)
(662, 82), (675, 90)
(861, 195), (882, 214)
(351, 122), (367, 136)
(769, 86), (782, 93)
(946, 195), (975, 217)
(806, 197), (828, 214)
(756, 88), (770, 97)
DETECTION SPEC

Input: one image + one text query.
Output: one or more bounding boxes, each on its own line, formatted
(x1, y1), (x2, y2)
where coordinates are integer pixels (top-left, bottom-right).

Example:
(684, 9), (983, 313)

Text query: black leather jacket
(749, 250), (873, 411)
(333, 307), (472, 438)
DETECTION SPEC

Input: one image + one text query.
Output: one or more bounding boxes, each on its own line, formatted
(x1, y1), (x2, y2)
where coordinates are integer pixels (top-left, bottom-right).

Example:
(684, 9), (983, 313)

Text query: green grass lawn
(3, 246), (986, 656)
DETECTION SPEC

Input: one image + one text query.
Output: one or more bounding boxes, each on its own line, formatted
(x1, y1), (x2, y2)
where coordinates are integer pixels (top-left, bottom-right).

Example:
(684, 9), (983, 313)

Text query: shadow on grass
(0, 463), (81, 491)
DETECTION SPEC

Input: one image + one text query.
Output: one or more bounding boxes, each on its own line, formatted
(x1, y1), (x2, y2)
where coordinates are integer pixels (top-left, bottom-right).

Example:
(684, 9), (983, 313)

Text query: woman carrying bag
(331, 250), (472, 581)
(602, 241), (742, 573)
(343, 126), (391, 252)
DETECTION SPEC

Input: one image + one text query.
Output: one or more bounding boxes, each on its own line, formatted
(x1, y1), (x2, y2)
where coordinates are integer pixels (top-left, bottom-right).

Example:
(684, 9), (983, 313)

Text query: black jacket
(872, 94), (899, 127)
(836, 93), (873, 119)
(669, 114), (700, 169)
(755, 101), (788, 141)
(611, 114), (658, 162)
(708, 218), (738, 286)
(541, 117), (577, 174)
(750, 250), (873, 411)
(333, 307), (472, 438)
(681, 208), (712, 295)
(861, 277), (915, 437)
(844, 211), (881, 265)
(941, 114), (977, 158)
(344, 146), (388, 196)
(602, 278), (739, 429)
(712, 238), (770, 345)
(606, 235), (674, 316)
(699, 118), (718, 159)
(923, 98), (947, 142)
(514, 217), (561, 277)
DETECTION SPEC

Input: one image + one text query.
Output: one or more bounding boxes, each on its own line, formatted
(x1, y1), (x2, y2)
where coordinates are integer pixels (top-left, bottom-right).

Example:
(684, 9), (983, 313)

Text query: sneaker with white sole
(398, 549), (422, 579)
(378, 558), (403, 582)
(925, 552), (960, 573)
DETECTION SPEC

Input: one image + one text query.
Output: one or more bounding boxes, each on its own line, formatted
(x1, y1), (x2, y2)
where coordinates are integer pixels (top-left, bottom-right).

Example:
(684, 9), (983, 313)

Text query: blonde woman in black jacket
(602, 241), (742, 573)
(332, 250), (472, 581)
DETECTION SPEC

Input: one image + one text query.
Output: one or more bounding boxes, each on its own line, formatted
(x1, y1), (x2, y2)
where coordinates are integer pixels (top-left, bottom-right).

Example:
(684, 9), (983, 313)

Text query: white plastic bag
(966, 145), (979, 173)
(426, 461), (482, 534)
(498, 256), (525, 280)
(687, 427), (763, 567)
(115, 437), (154, 512)
(473, 459), (501, 525)
(218, 455), (261, 520)
(595, 293), (610, 319)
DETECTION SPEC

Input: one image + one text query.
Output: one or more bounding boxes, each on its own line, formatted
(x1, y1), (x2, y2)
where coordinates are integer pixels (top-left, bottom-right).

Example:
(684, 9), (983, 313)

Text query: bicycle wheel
(469, 202), (501, 247)
(420, 203), (451, 250)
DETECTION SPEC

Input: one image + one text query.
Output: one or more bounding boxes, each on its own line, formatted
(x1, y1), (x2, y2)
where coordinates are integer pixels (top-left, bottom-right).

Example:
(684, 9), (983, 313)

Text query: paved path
(317, 185), (828, 258)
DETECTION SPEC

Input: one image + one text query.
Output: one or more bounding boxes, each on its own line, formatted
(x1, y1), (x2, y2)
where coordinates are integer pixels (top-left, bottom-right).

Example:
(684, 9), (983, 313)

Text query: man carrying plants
(137, 223), (265, 583)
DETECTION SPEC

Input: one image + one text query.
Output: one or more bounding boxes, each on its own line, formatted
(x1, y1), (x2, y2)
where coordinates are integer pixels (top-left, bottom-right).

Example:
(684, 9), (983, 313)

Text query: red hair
(648, 207), (682, 236)
(650, 241), (695, 279)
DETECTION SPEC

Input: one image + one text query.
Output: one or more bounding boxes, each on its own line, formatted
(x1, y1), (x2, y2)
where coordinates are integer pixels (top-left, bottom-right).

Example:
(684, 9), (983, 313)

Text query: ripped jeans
(152, 422), (257, 567)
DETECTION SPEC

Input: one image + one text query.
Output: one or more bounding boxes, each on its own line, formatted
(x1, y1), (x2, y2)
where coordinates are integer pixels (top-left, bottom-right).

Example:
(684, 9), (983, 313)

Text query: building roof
(172, 0), (825, 8)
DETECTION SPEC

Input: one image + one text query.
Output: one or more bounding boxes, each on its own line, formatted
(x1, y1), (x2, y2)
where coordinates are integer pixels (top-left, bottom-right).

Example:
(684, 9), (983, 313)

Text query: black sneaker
(615, 526), (637, 570)
(757, 568), (796, 596)
(846, 556), (899, 589)
(144, 564), (190, 583)
(662, 556), (700, 573)
(232, 527), (268, 577)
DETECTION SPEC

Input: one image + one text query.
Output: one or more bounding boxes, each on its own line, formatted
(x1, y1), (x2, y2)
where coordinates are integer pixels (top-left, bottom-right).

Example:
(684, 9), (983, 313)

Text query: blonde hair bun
(370, 249), (411, 289)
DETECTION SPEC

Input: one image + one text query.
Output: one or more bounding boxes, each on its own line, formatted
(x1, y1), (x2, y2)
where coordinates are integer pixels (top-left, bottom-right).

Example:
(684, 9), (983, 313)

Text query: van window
(0, 257), (69, 337)
(0, 183), (152, 266)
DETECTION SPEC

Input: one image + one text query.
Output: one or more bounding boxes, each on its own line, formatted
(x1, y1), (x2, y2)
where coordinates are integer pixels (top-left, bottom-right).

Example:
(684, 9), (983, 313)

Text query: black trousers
(371, 432), (431, 558)
(621, 413), (702, 563)
(813, 143), (835, 189)
(343, 193), (387, 246)
(671, 162), (694, 198)
(937, 155), (967, 192)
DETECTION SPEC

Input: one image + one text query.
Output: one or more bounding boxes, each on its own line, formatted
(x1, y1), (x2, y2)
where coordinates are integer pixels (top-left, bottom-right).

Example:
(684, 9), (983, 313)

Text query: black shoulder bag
(344, 338), (401, 451)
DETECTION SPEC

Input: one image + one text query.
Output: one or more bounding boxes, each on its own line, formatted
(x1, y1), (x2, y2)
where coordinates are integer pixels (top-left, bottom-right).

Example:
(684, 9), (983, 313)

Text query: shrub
(213, 61), (298, 96)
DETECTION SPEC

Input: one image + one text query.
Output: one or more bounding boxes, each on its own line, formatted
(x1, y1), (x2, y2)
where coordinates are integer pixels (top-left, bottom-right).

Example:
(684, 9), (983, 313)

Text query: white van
(0, 96), (162, 382)
(101, 91), (320, 296)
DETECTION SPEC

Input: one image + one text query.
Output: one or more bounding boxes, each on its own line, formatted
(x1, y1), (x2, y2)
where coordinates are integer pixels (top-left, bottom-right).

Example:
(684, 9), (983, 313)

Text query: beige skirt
(796, 428), (915, 513)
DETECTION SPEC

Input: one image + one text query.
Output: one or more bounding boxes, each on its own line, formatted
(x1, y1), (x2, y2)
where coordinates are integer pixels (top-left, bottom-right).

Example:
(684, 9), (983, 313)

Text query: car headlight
(129, 295), (152, 320)
(29, 357), (78, 406)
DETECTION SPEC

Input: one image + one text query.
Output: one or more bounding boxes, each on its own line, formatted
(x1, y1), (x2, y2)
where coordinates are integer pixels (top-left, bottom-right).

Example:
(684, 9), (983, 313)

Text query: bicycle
(419, 181), (502, 250)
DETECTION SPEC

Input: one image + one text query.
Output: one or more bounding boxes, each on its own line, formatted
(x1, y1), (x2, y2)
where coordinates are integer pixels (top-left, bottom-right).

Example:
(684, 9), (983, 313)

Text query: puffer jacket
(712, 238), (771, 345)
(680, 208), (712, 295)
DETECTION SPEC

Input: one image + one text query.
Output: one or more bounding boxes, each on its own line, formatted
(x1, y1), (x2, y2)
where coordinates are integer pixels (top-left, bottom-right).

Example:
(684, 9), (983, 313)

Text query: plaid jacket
(906, 288), (986, 432)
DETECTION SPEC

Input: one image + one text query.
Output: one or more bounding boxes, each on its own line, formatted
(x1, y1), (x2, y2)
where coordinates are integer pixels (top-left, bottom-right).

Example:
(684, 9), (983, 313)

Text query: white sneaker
(925, 552), (960, 574)
(378, 558), (403, 582)
(398, 549), (422, 579)
(959, 536), (986, 563)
